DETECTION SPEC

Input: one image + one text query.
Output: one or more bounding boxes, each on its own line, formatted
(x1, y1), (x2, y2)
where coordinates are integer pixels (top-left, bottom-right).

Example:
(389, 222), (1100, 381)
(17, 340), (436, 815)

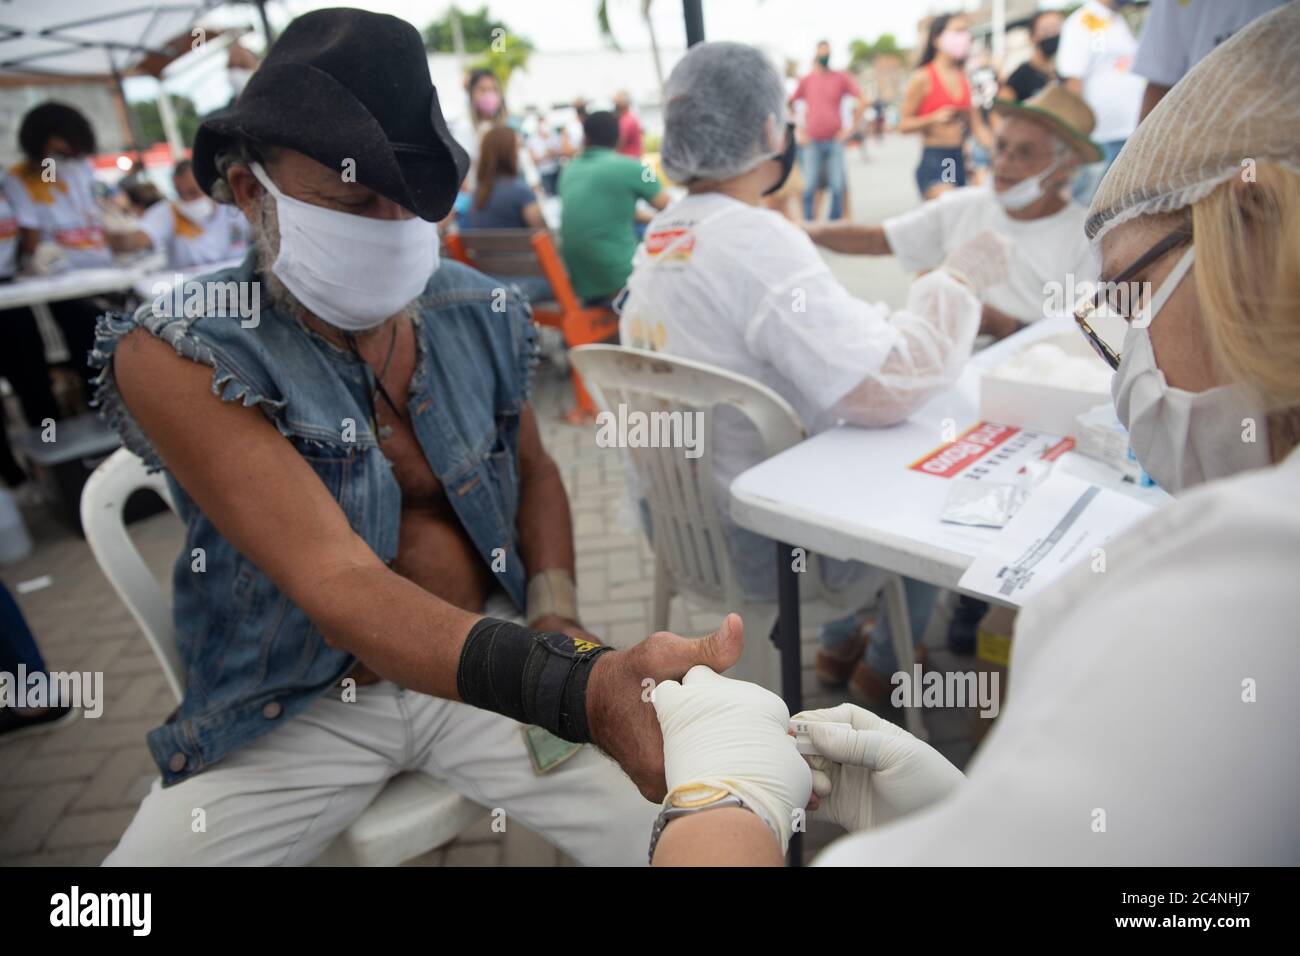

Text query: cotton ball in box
(995, 342), (1110, 392)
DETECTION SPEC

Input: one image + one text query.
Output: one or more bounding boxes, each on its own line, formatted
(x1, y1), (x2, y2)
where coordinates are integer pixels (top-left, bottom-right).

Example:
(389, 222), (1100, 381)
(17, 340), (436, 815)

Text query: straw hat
(992, 84), (1102, 164)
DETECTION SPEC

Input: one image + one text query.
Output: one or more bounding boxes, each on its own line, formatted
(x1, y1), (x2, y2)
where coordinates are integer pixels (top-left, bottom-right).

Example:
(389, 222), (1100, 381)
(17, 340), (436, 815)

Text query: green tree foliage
(129, 95), (200, 148)
(422, 5), (533, 91)
(848, 34), (904, 72)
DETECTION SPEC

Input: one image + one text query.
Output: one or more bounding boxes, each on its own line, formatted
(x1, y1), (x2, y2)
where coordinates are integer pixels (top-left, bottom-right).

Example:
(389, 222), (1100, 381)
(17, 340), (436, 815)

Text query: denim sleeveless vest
(93, 254), (536, 785)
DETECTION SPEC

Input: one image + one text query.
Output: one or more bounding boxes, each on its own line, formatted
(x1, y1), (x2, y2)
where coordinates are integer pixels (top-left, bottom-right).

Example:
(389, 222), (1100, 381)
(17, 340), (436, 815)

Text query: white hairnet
(660, 41), (786, 183)
(1086, 3), (1300, 243)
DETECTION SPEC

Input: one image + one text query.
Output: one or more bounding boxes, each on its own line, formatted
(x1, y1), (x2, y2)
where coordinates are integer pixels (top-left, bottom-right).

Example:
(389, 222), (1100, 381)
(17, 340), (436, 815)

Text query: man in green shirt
(559, 111), (669, 304)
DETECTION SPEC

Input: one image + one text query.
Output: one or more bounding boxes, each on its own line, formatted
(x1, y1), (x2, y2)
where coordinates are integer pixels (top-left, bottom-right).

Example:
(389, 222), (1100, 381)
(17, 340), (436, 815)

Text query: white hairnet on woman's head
(1086, 2), (1300, 243)
(660, 41), (786, 184)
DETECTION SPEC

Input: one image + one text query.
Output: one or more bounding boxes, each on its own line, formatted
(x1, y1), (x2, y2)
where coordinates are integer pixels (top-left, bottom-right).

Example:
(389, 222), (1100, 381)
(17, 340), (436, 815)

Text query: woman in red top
(898, 13), (978, 200)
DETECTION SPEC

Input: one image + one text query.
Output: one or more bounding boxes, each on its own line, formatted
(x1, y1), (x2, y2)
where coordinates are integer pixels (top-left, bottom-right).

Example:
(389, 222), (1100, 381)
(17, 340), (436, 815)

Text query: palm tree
(597, 0), (667, 96)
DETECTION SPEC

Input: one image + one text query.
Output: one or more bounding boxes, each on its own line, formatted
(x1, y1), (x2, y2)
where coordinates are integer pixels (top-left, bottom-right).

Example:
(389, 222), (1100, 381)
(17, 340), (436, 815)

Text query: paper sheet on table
(958, 470), (1155, 606)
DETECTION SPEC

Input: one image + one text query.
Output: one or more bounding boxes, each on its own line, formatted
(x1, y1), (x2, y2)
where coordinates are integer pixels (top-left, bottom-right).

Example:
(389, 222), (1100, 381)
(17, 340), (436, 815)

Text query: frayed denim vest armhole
(91, 305), (290, 473)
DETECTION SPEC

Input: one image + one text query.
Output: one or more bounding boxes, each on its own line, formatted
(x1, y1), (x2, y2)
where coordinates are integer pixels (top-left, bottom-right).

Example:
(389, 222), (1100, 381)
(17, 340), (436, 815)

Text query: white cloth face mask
(250, 162), (437, 331)
(993, 157), (1061, 211)
(176, 196), (215, 223)
(1111, 246), (1271, 493)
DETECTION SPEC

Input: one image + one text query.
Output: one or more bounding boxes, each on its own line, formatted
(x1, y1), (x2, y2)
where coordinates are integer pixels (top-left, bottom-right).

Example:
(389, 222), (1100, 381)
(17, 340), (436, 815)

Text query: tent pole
(109, 58), (146, 168)
(253, 0), (276, 47)
(682, 0), (705, 47)
(156, 83), (184, 159)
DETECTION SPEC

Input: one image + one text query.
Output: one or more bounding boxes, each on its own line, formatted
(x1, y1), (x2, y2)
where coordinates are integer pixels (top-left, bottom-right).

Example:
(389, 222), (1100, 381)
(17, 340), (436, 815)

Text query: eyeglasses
(1073, 226), (1192, 371)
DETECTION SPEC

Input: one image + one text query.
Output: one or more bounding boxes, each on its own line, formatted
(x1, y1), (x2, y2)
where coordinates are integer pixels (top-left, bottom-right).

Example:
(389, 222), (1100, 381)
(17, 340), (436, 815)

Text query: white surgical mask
(993, 158), (1060, 211)
(1111, 246), (1270, 493)
(250, 162), (437, 331)
(176, 196), (214, 222)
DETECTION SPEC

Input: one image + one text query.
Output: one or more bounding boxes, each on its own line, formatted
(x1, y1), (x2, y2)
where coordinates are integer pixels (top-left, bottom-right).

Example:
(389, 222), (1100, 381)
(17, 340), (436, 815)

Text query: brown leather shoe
(815, 630), (868, 687)
(849, 645), (929, 709)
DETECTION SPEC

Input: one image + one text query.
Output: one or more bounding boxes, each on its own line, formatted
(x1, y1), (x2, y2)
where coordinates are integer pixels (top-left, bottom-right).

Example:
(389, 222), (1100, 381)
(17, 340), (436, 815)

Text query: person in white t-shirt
(807, 85), (1101, 340)
(1133, 0), (1288, 121)
(621, 41), (1012, 704)
(1056, 0), (1145, 204)
(3, 103), (114, 272)
(137, 160), (249, 270)
(1, 102), (138, 400)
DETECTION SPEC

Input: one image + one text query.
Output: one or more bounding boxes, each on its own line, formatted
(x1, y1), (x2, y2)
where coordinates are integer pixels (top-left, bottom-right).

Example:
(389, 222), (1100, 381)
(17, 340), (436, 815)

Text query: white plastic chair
(80, 448), (485, 866)
(571, 345), (923, 734)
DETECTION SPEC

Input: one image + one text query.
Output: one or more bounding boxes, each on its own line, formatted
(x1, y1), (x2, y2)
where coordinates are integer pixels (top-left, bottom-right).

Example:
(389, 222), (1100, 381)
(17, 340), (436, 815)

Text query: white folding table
(0, 262), (158, 361)
(728, 318), (1167, 715)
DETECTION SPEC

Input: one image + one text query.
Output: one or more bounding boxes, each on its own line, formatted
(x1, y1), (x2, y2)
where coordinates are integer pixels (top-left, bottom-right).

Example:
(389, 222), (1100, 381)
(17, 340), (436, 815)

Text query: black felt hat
(192, 8), (469, 221)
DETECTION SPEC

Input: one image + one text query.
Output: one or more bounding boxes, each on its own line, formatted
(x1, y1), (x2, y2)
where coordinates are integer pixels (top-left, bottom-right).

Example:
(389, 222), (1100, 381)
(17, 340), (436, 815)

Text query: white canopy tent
(0, 2), (230, 79)
(0, 2), (271, 158)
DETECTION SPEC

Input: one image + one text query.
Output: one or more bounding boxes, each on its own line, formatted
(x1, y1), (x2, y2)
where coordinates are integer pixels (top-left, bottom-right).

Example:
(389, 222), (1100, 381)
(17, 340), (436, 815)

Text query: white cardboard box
(979, 332), (1112, 437)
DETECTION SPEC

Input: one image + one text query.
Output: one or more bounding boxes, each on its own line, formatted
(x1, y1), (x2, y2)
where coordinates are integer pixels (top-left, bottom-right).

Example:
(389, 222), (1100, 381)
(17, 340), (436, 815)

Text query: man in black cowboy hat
(94, 8), (742, 866)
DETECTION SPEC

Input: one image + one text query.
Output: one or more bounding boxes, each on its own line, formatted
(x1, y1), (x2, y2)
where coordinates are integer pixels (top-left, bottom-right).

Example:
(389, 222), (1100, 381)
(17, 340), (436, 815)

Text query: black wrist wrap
(456, 617), (613, 743)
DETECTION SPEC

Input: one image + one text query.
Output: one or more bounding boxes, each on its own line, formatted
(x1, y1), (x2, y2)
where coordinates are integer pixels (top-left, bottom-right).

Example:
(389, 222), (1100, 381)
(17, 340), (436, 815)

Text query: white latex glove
(652, 665), (812, 853)
(99, 204), (143, 236)
(26, 241), (69, 277)
(941, 228), (1013, 296)
(795, 703), (964, 832)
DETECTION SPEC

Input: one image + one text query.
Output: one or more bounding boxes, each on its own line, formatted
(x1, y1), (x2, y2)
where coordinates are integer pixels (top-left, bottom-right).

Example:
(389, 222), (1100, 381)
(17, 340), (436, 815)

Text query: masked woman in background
(899, 13), (982, 200)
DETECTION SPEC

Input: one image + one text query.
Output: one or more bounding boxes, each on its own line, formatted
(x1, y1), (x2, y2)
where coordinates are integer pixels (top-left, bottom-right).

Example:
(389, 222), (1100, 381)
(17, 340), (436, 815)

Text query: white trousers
(104, 597), (658, 866)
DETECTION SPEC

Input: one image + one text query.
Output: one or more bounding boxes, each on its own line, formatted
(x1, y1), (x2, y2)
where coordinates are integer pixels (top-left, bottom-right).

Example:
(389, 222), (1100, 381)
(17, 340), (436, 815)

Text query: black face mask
(816, 54), (830, 68)
(1038, 35), (1060, 58)
(762, 123), (797, 197)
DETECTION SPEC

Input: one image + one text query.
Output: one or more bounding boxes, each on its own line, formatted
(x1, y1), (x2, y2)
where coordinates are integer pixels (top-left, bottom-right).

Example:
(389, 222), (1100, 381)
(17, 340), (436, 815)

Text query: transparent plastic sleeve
(829, 270), (981, 427)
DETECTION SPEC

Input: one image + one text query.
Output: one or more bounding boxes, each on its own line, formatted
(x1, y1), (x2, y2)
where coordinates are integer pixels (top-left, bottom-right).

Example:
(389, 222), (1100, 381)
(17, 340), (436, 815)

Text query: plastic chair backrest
(570, 345), (806, 607)
(80, 448), (185, 702)
(448, 228), (546, 277)
(445, 228), (583, 321)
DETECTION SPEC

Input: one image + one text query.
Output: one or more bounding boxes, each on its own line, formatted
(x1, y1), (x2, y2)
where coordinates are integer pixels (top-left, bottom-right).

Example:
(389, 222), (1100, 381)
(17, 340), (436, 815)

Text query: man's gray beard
(248, 191), (419, 332)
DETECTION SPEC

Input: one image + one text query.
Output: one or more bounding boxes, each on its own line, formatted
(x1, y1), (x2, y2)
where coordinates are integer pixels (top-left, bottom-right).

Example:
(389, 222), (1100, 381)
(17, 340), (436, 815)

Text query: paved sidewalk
(1, 134), (983, 867)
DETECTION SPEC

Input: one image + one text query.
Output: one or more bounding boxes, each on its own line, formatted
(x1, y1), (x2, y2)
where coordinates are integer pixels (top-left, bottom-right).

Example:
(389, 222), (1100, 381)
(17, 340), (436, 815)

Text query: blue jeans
(821, 578), (937, 677)
(1071, 138), (1126, 205)
(708, 514), (932, 679)
(1, 580), (45, 676)
(915, 146), (966, 196)
(800, 139), (847, 220)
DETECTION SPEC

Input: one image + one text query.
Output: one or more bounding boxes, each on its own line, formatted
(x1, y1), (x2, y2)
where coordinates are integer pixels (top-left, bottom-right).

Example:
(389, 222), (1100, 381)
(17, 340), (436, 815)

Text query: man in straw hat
(806, 84), (1102, 342)
(92, 8), (732, 866)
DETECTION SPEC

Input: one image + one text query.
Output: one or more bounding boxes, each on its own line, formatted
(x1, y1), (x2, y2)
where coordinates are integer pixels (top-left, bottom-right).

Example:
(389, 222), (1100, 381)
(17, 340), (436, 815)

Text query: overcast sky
(147, 0), (981, 113)
(222, 0), (969, 63)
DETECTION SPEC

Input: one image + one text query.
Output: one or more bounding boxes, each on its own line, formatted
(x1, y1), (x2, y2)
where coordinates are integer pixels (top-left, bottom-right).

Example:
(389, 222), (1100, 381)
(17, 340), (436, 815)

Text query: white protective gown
(621, 192), (982, 505)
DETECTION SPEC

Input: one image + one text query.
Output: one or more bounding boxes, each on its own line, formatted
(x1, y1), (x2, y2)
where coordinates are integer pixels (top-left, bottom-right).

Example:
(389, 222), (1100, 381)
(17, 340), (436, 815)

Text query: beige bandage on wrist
(526, 568), (579, 625)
